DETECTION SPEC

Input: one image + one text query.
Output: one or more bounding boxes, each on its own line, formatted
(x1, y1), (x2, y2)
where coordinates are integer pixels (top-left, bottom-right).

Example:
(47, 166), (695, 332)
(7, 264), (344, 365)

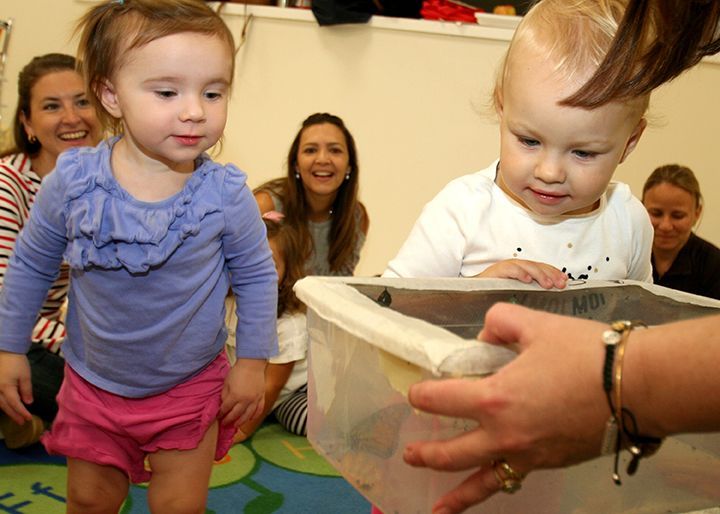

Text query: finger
(221, 403), (244, 427)
(514, 262), (563, 289)
(408, 378), (489, 420)
(18, 374), (34, 405)
(234, 406), (253, 428)
(219, 394), (233, 420)
(403, 429), (498, 472)
(0, 394), (33, 424)
(545, 267), (569, 289)
(432, 464), (503, 514)
(497, 263), (534, 284)
(246, 399), (264, 424)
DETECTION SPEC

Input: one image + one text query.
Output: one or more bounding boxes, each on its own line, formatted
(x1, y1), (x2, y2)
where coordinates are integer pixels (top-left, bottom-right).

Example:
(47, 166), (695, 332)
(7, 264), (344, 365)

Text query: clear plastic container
(295, 277), (720, 514)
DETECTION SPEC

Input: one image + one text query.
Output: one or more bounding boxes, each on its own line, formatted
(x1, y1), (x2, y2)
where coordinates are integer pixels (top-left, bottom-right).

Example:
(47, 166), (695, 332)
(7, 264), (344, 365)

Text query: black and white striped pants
(273, 384), (307, 436)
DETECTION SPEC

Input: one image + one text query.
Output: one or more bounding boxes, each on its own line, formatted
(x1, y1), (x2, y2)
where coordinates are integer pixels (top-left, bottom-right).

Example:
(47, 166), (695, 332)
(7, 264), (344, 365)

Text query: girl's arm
(221, 168), (279, 425)
(403, 304), (720, 514)
(223, 168), (278, 360)
(0, 166), (67, 353)
(0, 164), (67, 352)
(235, 361), (295, 442)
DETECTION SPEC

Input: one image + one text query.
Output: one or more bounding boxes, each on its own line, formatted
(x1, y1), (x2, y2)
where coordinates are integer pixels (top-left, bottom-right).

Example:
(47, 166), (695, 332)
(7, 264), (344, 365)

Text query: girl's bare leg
(146, 421), (219, 514)
(66, 458), (129, 514)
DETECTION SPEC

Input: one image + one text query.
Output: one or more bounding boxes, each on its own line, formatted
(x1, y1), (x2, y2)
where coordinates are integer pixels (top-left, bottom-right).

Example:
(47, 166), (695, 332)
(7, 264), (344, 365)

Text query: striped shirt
(0, 153), (67, 352)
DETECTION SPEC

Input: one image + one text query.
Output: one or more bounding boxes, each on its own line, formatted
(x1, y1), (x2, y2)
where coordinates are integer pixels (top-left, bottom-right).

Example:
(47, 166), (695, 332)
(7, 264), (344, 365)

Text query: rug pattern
(0, 423), (370, 514)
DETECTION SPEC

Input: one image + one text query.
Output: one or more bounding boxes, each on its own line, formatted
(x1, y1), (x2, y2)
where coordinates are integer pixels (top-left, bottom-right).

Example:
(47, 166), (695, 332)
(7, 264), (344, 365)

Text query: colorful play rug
(0, 422), (370, 513)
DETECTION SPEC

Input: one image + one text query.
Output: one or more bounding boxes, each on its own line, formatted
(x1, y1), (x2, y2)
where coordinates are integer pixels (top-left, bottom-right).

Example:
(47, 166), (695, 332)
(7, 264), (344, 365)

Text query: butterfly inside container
(348, 403), (412, 459)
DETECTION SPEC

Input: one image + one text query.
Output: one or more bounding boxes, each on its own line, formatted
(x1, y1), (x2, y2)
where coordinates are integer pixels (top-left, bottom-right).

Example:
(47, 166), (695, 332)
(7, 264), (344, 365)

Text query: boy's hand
(219, 358), (266, 428)
(474, 259), (568, 289)
(0, 351), (33, 424)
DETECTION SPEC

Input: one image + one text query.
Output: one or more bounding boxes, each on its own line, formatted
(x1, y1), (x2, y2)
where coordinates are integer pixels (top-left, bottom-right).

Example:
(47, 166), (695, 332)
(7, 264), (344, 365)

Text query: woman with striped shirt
(0, 53), (100, 448)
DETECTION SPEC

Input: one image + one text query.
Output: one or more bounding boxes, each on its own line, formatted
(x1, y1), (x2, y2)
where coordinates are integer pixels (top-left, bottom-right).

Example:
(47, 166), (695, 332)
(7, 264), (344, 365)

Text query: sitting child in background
(226, 211), (309, 441)
(383, 0), (653, 288)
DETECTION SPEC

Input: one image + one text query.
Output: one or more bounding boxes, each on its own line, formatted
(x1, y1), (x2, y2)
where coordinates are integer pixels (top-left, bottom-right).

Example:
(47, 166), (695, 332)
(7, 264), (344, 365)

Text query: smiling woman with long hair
(254, 113), (369, 277)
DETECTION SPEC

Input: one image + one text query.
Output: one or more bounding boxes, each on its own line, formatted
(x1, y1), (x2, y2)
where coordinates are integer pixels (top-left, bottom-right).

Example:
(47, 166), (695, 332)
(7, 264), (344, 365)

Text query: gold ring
(492, 460), (525, 494)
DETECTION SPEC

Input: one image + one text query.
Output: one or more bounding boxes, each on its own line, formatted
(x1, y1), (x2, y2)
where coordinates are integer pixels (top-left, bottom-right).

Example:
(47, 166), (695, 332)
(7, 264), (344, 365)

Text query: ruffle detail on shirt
(60, 145), (223, 273)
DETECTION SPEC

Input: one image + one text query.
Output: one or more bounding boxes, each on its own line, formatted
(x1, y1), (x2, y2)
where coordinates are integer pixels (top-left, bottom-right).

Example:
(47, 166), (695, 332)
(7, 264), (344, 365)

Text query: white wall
(3, 2), (719, 276)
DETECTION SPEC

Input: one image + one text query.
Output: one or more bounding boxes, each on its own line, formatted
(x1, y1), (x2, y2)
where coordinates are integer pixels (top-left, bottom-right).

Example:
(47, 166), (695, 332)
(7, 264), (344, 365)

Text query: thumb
(478, 302), (538, 351)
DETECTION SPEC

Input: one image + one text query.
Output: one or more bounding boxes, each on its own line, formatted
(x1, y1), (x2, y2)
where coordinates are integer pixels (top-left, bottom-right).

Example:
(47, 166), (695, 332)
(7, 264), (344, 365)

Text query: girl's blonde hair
(76, 0), (235, 133)
(494, 0), (649, 115)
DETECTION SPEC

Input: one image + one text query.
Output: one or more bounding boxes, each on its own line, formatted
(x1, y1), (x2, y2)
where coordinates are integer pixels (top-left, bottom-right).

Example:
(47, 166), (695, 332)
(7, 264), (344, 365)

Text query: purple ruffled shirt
(0, 139), (278, 397)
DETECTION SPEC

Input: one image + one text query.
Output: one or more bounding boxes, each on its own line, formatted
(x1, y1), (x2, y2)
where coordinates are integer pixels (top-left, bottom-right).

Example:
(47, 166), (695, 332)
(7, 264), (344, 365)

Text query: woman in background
(254, 112), (369, 276)
(642, 164), (720, 299)
(0, 53), (101, 448)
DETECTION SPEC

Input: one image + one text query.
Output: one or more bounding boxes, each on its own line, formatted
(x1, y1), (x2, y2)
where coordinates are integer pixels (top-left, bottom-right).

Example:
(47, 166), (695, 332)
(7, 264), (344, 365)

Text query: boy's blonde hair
(494, 0), (649, 115)
(76, 0), (235, 133)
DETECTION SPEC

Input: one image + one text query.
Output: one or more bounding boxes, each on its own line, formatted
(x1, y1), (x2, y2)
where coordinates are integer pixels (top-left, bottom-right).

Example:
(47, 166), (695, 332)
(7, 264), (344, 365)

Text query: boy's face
(496, 47), (646, 216)
(100, 32), (232, 173)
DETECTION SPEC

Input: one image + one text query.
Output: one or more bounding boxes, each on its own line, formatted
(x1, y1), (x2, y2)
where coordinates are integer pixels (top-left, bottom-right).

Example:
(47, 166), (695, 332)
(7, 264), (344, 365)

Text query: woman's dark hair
(264, 218), (306, 316)
(564, 0), (720, 108)
(0, 53), (77, 158)
(642, 163), (703, 209)
(256, 113), (361, 274)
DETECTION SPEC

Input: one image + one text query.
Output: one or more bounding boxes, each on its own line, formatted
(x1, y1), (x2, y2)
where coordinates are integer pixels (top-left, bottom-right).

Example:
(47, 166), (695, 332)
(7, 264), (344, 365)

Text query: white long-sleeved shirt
(384, 161), (653, 282)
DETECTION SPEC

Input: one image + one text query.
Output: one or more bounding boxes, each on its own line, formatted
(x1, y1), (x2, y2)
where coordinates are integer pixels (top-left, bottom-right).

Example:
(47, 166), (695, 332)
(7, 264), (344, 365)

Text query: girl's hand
(0, 351), (33, 424)
(403, 303), (608, 514)
(219, 358), (266, 428)
(474, 259), (568, 289)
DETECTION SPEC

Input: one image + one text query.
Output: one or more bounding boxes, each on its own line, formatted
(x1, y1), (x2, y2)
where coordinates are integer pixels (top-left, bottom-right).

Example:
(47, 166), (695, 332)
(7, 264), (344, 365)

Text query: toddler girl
(0, 0), (277, 512)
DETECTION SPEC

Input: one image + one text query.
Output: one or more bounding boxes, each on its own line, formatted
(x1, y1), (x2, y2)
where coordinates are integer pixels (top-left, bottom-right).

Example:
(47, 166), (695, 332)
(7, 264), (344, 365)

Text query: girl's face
(100, 32), (233, 173)
(496, 46), (646, 217)
(21, 70), (101, 172)
(268, 237), (286, 284)
(295, 123), (350, 199)
(643, 182), (701, 254)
